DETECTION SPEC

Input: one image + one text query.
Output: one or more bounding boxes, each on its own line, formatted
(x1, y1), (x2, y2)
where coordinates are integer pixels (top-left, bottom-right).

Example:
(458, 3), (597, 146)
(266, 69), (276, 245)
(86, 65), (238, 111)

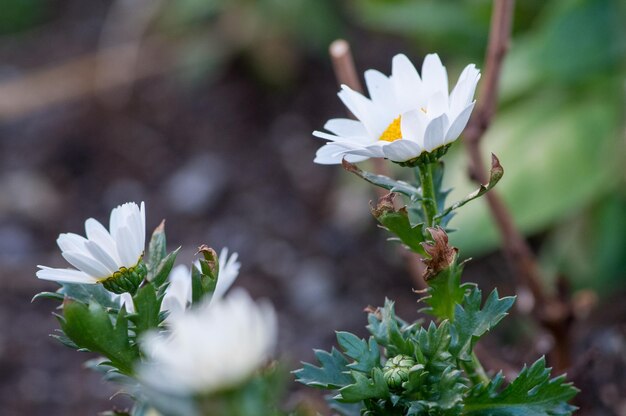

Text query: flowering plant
(34, 203), (282, 416)
(295, 53), (578, 415)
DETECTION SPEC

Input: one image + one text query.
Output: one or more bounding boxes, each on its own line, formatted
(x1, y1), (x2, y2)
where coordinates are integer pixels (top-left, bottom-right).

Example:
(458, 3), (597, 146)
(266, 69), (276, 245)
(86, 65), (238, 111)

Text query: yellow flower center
(379, 116), (402, 142)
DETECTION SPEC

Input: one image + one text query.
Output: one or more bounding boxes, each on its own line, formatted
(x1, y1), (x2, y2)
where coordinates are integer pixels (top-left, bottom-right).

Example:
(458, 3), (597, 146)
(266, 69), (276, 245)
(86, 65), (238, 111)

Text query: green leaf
(415, 321), (453, 368)
(190, 254), (218, 304)
(336, 332), (381, 373)
(451, 288), (515, 360)
(342, 159), (421, 200)
(376, 208), (427, 255)
(294, 348), (353, 389)
(421, 263), (467, 320)
(147, 220), (167, 279)
(131, 284), (161, 335)
(435, 154), (503, 221)
(60, 300), (138, 375)
(150, 247), (180, 287)
(433, 366), (467, 411)
(57, 283), (119, 308)
(337, 368), (389, 403)
(366, 299), (413, 356)
(464, 357), (578, 415)
(32, 291), (65, 302)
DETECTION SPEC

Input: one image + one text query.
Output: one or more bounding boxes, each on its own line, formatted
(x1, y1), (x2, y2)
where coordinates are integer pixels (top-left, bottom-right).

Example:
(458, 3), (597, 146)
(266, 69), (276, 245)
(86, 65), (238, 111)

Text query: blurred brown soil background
(0, 1), (624, 415)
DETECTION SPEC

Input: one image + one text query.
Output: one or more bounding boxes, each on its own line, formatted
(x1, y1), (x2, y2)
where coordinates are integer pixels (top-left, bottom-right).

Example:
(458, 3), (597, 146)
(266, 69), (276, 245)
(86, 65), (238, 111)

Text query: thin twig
(328, 40), (427, 289)
(463, 0), (572, 370)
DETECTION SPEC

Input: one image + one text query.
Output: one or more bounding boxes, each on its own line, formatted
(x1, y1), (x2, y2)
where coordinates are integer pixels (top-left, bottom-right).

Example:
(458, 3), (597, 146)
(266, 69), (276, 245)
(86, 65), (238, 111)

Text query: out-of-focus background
(0, 0), (624, 414)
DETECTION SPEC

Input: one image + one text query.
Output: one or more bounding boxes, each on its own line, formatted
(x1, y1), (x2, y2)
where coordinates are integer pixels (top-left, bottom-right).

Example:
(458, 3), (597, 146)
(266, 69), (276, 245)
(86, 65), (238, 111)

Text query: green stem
(417, 162), (438, 228)
(461, 351), (490, 386)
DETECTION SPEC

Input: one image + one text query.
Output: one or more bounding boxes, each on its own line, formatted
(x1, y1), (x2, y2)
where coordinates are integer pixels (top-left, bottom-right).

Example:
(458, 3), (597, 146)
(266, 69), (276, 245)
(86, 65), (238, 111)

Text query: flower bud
(382, 354), (415, 389)
(101, 259), (147, 295)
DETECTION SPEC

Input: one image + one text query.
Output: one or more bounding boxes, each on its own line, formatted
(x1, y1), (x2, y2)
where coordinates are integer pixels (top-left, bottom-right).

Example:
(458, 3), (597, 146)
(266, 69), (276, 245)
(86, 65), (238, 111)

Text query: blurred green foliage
(0, 0), (48, 35)
(155, 0), (342, 85)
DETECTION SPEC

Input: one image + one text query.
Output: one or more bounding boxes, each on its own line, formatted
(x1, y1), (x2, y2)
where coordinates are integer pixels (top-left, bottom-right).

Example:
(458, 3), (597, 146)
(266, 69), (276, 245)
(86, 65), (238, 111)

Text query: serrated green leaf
(60, 300), (138, 374)
(342, 159), (421, 200)
(415, 321), (453, 367)
(421, 264), (467, 320)
(402, 364), (427, 395)
(366, 299), (413, 356)
(147, 220), (167, 279)
(150, 247), (180, 287)
(451, 288), (516, 360)
(433, 366), (467, 411)
(131, 283), (161, 335)
(336, 332), (380, 373)
(294, 348), (353, 389)
(376, 209), (427, 255)
(464, 357), (578, 415)
(337, 368), (389, 403)
(50, 330), (79, 349)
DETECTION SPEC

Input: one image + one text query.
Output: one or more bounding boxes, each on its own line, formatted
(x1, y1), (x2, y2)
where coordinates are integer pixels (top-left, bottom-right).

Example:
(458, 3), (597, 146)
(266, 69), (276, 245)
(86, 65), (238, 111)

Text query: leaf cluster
(295, 288), (576, 415)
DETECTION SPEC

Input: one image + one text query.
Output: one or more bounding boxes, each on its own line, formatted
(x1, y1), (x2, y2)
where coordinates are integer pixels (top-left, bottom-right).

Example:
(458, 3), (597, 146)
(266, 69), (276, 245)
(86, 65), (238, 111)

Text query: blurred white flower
(314, 53), (480, 164)
(138, 289), (277, 395)
(161, 248), (240, 318)
(37, 202), (146, 285)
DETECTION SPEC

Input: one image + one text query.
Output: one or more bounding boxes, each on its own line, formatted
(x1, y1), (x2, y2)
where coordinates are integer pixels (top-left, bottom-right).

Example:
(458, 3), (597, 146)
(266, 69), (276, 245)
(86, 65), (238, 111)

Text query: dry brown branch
(328, 39), (427, 289)
(464, 0), (572, 370)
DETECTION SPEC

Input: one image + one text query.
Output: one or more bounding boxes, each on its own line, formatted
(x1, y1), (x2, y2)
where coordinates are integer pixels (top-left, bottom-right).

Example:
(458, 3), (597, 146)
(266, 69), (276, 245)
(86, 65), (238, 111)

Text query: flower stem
(461, 351), (490, 386)
(417, 162), (438, 228)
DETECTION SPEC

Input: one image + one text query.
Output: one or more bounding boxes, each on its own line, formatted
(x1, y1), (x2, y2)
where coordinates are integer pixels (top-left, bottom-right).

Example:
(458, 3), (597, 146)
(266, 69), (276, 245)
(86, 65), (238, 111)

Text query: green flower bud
(100, 259), (147, 295)
(382, 354), (415, 389)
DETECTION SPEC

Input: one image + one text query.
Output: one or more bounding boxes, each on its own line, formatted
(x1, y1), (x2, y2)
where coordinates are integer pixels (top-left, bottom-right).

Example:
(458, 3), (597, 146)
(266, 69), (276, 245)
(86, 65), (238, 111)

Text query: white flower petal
(118, 293), (135, 313)
(161, 264), (192, 318)
(364, 69), (398, 115)
(400, 110), (427, 143)
(212, 248), (240, 300)
(62, 251), (111, 278)
(313, 129), (371, 145)
(450, 64), (480, 118)
(381, 140), (423, 162)
(57, 233), (89, 255)
(314, 143), (350, 164)
(422, 53), (449, 99)
(392, 54), (424, 112)
(423, 114), (448, 151)
(36, 266), (96, 284)
(445, 102), (475, 143)
(139, 201), (146, 252)
(116, 226), (141, 267)
(85, 240), (121, 273)
(426, 91), (449, 119)
(84, 219), (120, 264)
(337, 86), (384, 135)
(324, 118), (368, 138)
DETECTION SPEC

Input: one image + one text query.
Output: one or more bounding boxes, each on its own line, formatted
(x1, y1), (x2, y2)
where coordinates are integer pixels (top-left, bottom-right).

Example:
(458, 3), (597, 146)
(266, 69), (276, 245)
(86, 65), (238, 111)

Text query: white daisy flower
(36, 202), (147, 294)
(313, 53), (481, 165)
(138, 289), (277, 395)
